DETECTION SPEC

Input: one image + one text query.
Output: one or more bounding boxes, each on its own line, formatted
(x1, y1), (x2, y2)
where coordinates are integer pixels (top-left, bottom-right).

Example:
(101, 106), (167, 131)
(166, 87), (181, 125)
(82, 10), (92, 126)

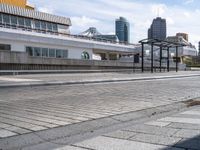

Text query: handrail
(0, 23), (137, 47)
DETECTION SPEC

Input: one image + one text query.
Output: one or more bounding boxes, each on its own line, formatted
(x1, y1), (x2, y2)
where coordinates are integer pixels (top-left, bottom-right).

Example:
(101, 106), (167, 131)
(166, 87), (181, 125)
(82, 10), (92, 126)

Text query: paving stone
(0, 122), (11, 128)
(6, 126), (32, 134)
(159, 117), (200, 125)
(30, 126), (48, 131)
(172, 114), (200, 120)
(145, 121), (171, 127)
(124, 124), (178, 137)
(55, 145), (89, 150)
(75, 136), (183, 150)
(104, 130), (137, 140)
(173, 129), (200, 139)
(130, 133), (182, 146)
(168, 122), (200, 130)
(22, 142), (87, 150)
(0, 129), (17, 138)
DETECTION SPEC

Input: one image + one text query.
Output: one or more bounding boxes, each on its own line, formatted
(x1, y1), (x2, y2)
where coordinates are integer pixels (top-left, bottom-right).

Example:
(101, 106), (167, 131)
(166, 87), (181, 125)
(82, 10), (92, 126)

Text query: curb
(0, 74), (200, 88)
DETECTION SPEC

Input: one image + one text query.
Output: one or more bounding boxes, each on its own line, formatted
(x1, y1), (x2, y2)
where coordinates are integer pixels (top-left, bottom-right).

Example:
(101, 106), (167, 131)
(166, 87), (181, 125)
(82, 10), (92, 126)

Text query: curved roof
(0, 4), (71, 25)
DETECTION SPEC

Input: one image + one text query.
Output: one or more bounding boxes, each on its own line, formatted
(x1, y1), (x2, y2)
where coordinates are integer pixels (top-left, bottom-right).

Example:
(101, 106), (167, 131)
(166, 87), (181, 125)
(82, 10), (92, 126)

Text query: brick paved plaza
(0, 72), (200, 149)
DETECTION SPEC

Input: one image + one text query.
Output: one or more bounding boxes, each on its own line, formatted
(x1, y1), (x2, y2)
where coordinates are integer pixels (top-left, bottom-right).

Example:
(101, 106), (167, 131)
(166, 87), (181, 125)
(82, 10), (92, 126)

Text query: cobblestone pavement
(0, 74), (200, 141)
(66, 106), (200, 150)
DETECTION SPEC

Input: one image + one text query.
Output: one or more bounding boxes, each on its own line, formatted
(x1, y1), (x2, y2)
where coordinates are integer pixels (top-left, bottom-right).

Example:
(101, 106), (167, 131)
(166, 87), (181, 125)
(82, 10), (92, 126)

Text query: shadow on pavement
(162, 135), (200, 150)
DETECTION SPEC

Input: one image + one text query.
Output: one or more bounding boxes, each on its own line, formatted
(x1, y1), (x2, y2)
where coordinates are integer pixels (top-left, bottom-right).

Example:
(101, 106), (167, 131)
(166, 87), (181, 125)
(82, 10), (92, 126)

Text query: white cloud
(184, 0), (194, 4)
(71, 16), (99, 27)
(29, 0), (200, 47)
(71, 16), (101, 34)
(166, 17), (175, 25)
(151, 4), (167, 16)
(38, 7), (55, 14)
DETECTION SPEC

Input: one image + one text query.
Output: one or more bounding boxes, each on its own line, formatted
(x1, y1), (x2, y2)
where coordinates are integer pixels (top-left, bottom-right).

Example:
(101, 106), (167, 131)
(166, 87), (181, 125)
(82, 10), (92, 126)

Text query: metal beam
(141, 43), (144, 72)
(167, 47), (170, 72)
(160, 46), (162, 72)
(176, 46), (178, 72)
(151, 43), (154, 73)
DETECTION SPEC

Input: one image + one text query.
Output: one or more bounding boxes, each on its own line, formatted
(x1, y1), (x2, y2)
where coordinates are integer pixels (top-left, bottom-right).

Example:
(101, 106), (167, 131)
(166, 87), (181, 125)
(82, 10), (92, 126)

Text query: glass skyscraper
(115, 17), (130, 43)
(148, 17), (166, 40)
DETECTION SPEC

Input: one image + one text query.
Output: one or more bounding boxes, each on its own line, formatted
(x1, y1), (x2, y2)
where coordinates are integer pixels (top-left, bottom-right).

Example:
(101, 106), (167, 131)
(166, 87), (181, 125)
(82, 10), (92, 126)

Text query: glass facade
(56, 49), (62, 58)
(49, 49), (56, 58)
(0, 44), (11, 50)
(0, 12), (62, 34)
(26, 47), (33, 56)
(42, 48), (48, 57)
(34, 47), (41, 57)
(148, 17), (166, 40)
(115, 17), (130, 43)
(26, 46), (68, 59)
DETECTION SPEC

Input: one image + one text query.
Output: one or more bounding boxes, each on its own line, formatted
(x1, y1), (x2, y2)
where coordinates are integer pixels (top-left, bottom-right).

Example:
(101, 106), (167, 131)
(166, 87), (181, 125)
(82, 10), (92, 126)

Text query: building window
(49, 49), (55, 57)
(42, 48), (48, 57)
(81, 51), (90, 60)
(35, 20), (40, 30)
(26, 47), (68, 59)
(52, 24), (58, 32)
(0, 13), (3, 24)
(47, 22), (52, 32)
(11, 16), (17, 27)
(56, 49), (63, 58)
(41, 21), (46, 31)
(26, 47), (33, 56)
(34, 47), (41, 57)
(25, 18), (31, 28)
(0, 44), (11, 51)
(63, 50), (68, 58)
(3, 14), (10, 24)
(18, 17), (25, 27)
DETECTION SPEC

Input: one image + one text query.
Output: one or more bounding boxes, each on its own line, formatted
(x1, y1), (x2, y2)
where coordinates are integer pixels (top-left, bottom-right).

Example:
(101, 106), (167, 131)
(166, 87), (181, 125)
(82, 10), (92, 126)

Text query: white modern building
(0, 4), (137, 62)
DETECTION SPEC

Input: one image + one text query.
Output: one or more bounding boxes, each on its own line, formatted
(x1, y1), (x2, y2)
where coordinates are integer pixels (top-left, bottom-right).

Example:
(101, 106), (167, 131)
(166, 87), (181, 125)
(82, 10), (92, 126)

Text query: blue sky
(29, 0), (200, 47)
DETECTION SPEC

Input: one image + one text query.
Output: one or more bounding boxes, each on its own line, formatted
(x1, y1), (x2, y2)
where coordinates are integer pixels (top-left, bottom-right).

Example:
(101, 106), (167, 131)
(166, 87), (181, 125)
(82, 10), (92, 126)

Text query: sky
(29, 0), (200, 47)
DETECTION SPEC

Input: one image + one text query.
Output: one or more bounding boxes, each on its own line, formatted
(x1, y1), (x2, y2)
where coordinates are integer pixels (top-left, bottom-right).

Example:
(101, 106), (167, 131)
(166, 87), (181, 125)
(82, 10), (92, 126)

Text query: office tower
(115, 17), (130, 43)
(148, 17), (166, 40)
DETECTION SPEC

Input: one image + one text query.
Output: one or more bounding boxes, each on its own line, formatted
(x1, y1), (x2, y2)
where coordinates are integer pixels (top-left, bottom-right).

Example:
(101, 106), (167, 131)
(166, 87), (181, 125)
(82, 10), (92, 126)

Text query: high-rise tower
(148, 17), (166, 40)
(115, 17), (130, 43)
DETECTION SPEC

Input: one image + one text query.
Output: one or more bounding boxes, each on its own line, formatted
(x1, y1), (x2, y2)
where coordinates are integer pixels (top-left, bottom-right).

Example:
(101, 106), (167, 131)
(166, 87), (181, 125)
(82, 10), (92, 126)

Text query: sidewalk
(59, 105), (200, 150)
(0, 71), (200, 149)
(0, 71), (200, 88)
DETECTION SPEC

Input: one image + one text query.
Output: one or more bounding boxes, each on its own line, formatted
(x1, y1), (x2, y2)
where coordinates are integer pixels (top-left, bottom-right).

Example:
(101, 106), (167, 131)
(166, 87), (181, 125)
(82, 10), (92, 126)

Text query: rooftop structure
(80, 27), (101, 37)
(176, 33), (188, 42)
(80, 27), (119, 42)
(0, 4), (71, 35)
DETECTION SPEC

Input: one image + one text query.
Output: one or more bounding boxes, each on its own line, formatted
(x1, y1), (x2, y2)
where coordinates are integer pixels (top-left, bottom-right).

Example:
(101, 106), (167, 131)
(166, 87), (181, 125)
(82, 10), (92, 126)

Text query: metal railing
(0, 23), (136, 47)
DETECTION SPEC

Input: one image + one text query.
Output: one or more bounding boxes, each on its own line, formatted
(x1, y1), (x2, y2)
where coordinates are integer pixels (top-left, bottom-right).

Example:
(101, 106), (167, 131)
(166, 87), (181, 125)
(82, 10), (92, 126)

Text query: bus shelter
(139, 39), (187, 73)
